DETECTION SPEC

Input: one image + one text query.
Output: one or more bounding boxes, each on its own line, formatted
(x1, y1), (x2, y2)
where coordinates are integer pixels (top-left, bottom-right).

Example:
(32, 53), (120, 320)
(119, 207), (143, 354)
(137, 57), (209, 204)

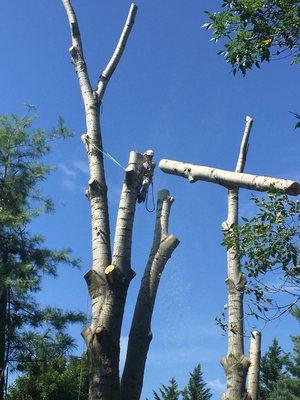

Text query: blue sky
(1, 1), (300, 398)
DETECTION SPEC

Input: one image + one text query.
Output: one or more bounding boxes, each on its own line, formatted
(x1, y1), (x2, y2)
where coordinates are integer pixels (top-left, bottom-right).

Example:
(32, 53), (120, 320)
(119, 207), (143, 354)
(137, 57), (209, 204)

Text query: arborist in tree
(137, 149), (155, 203)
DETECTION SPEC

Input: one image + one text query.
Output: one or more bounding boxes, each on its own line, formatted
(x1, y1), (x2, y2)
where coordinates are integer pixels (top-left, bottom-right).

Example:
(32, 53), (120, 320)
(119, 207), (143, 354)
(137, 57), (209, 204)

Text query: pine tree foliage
(150, 364), (212, 400)
(0, 111), (86, 397)
(7, 339), (89, 400)
(153, 378), (180, 400)
(259, 338), (289, 399)
(182, 364), (212, 400)
(270, 307), (300, 400)
(260, 308), (300, 400)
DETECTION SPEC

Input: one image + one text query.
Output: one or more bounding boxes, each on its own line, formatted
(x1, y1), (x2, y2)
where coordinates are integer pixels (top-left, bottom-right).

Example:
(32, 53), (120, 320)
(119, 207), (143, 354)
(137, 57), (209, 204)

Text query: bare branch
(61, 0), (93, 100)
(96, 3), (138, 101)
(235, 115), (253, 173)
(159, 159), (300, 195)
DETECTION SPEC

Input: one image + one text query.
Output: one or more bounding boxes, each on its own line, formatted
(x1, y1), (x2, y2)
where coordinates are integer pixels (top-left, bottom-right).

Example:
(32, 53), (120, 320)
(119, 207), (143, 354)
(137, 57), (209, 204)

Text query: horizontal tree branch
(159, 159), (300, 195)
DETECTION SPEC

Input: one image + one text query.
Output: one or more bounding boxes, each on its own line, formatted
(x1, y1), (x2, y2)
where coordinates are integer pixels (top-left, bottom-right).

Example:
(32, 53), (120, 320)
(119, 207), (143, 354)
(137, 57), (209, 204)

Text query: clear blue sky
(1, 1), (299, 398)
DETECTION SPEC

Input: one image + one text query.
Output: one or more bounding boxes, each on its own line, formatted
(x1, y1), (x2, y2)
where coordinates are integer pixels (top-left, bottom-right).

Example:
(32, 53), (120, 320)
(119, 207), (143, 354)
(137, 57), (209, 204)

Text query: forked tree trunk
(62, 2), (138, 399)
(62, 4), (179, 400)
(121, 190), (179, 400)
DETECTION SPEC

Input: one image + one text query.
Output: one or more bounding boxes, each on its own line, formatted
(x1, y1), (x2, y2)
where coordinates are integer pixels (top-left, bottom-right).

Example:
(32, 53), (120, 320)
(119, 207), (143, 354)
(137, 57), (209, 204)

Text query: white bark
(248, 331), (261, 400)
(159, 160), (300, 196)
(112, 152), (145, 275)
(236, 116), (253, 174)
(121, 190), (179, 400)
(62, 0), (110, 275)
(62, 3), (138, 399)
(96, 4), (137, 102)
(221, 117), (253, 400)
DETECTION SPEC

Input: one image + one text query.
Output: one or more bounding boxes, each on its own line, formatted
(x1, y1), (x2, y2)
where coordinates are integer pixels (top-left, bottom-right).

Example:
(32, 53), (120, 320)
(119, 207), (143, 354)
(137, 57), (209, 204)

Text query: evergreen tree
(0, 111), (85, 399)
(264, 307), (300, 400)
(182, 364), (212, 400)
(260, 338), (289, 399)
(152, 378), (180, 400)
(7, 333), (89, 400)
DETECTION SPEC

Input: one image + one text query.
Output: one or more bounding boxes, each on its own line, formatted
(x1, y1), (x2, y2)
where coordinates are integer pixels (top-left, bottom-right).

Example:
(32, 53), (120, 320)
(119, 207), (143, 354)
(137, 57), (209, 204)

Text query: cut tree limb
(221, 116), (253, 400)
(248, 331), (261, 400)
(121, 190), (179, 400)
(159, 160), (300, 195)
(112, 151), (145, 275)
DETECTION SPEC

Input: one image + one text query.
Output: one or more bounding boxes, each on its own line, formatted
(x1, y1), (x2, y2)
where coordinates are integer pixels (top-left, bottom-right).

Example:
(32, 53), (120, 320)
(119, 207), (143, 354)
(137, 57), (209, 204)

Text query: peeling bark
(121, 190), (179, 400)
(248, 331), (261, 400)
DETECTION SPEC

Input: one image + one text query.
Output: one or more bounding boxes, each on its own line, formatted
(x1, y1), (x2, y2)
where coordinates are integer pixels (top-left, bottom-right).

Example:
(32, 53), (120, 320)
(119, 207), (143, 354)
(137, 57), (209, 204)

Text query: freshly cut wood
(104, 265), (115, 275)
(159, 159), (300, 195)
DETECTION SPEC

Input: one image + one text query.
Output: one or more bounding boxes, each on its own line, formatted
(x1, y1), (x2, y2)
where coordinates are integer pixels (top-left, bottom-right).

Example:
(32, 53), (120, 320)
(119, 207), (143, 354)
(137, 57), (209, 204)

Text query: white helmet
(145, 149), (154, 157)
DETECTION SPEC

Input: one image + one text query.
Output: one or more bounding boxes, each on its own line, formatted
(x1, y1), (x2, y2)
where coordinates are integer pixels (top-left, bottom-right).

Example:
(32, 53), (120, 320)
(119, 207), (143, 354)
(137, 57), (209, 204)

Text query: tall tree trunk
(62, 2), (137, 399)
(221, 188), (250, 400)
(248, 331), (261, 400)
(121, 190), (179, 400)
(82, 151), (143, 400)
(221, 117), (253, 400)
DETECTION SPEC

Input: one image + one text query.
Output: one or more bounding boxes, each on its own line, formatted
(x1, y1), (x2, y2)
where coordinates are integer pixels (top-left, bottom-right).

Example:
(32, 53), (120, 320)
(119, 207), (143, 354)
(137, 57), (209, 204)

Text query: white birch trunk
(121, 190), (179, 400)
(221, 117), (253, 400)
(248, 331), (261, 400)
(62, 3), (138, 399)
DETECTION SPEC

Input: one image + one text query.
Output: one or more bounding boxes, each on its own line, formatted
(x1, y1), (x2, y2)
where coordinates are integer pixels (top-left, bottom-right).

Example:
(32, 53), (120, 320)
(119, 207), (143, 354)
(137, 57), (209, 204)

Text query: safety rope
(84, 138), (156, 212)
(85, 137), (125, 171)
(145, 182), (156, 213)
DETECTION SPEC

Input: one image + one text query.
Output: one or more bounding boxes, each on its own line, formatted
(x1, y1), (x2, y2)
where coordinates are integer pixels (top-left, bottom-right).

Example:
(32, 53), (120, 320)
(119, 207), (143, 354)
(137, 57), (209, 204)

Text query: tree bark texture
(82, 151), (144, 400)
(159, 160), (300, 196)
(62, 2), (139, 400)
(221, 117), (253, 400)
(121, 190), (179, 400)
(248, 331), (261, 400)
(220, 189), (250, 400)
